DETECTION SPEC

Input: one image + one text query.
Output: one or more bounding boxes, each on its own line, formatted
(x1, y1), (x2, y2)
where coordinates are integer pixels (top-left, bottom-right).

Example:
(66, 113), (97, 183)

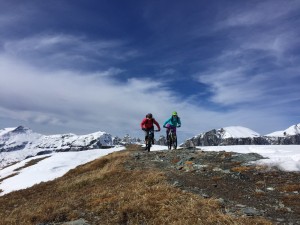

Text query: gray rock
(62, 218), (90, 225)
(242, 207), (262, 216)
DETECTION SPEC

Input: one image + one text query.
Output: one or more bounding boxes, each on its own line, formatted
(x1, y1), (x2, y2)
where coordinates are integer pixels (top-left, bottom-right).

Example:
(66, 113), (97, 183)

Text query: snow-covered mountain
(0, 126), (112, 168)
(217, 126), (260, 138)
(183, 124), (300, 147)
(266, 123), (300, 137)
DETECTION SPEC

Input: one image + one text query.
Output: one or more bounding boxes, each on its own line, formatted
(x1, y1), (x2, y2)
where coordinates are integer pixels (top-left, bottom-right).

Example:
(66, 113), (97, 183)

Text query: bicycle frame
(145, 129), (155, 152)
(167, 127), (177, 150)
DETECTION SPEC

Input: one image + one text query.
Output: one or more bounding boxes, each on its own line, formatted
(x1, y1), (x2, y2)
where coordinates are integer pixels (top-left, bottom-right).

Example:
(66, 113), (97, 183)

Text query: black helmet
(146, 113), (153, 118)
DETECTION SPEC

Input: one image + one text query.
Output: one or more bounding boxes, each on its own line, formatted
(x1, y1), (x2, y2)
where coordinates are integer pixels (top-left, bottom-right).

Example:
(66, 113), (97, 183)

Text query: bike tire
(148, 133), (154, 152)
(173, 136), (177, 149)
(146, 139), (151, 152)
(168, 135), (172, 150)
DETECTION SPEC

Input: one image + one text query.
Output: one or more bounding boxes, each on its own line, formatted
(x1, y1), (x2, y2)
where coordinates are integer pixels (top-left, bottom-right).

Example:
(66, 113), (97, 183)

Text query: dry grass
(0, 161), (19, 170)
(278, 184), (300, 192)
(278, 183), (300, 207)
(230, 166), (254, 173)
(0, 146), (272, 225)
(281, 194), (300, 208)
(0, 173), (19, 183)
(13, 156), (51, 171)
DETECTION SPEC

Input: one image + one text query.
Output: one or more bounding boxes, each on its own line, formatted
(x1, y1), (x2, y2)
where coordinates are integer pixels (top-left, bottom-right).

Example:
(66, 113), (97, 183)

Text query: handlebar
(163, 125), (181, 128)
(143, 129), (160, 132)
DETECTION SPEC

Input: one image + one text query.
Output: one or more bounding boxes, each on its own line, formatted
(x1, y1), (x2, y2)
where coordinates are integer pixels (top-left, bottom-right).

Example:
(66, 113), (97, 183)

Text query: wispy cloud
(0, 55), (186, 137)
(197, 68), (264, 105)
(214, 1), (300, 60)
(1, 34), (139, 71)
(194, 0), (300, 110)
(220, 0), (300, 27)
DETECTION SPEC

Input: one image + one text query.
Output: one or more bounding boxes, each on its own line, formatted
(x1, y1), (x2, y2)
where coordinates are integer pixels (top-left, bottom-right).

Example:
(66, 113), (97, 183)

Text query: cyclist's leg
(167, 127), (172, 149)
(172, 127), (177, 149)
(144, 130), (150, 150)
(150, 127), (155, 144)
(166, 127), (170, 140)
(144, 130), (148, 141)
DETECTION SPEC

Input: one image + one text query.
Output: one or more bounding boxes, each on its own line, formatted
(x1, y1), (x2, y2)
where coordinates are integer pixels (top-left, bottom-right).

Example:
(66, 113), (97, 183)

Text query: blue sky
(1, 0), (300, 142)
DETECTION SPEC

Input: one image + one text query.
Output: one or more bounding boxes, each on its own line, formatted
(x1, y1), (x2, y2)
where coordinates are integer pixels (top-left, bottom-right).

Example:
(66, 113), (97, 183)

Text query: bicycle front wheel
(173, 135), (177, 149)
(146, 139), (151, 152)
(167, 135), (172, 150)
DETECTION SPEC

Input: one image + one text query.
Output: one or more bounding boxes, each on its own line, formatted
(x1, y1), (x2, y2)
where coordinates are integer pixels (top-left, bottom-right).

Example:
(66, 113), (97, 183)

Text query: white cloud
(2, 34), (140, 71)
(213, 0), (300, 64)
(196, 67), (265, 105)
(196, 2), (300, 108)
(0, 55), (194, 139)
(221, 0), (300, 28)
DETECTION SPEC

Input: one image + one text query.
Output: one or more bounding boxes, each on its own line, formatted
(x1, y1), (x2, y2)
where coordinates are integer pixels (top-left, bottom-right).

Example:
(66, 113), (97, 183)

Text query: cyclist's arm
(177, 117), (181, 127)
(140, 118), (146, 129)
(163, 118), (171, 127)
(153, 119), (160, 131)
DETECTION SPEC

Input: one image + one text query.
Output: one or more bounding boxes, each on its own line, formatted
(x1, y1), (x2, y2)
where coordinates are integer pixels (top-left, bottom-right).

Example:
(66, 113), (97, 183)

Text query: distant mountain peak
(11, 126), (32, 134)
(218, 126), (260, 138)
(266, 123), (300, 137)
(0, 126), (33, 136)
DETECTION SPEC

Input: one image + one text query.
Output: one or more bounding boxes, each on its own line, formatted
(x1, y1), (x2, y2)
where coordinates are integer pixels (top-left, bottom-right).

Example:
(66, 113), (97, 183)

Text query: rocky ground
(127, 147), (300, 225)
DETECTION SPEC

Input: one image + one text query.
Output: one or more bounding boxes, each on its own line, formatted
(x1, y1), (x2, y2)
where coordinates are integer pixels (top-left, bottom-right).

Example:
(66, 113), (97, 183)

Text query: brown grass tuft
(278, 184), (300, 192)
(281, 195), (300, 209)
(125, 144), (143, 151)
(212, 176), (223, 182)
(231, 166), (253, 172)
(0, 173), (19, 183)
(13, 156), (51, 172)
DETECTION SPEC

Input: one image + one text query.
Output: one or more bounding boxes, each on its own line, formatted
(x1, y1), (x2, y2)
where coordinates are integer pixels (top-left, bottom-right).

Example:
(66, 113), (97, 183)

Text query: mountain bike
(167, 126), (180, 150)
(145, 130), (159, 152)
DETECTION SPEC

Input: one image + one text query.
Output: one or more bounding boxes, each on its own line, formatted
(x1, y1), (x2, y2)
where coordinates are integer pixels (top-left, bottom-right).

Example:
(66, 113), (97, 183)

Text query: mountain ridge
(0, 126), (112, 153)
(0, 126), (112, 168)
(1, 123), (300, 168)
(183, 124), (300, 147)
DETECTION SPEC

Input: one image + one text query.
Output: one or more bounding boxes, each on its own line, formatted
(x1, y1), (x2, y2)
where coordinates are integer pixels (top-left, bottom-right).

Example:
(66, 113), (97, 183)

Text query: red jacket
(141, 118), (160, 130)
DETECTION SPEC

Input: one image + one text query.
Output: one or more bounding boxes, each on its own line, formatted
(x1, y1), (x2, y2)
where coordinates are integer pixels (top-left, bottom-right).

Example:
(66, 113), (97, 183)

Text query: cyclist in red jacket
(140, 113), (160, 143)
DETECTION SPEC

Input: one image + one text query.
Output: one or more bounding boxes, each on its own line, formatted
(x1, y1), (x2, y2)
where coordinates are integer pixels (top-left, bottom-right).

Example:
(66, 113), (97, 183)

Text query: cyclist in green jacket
(163, 111), (181, 140)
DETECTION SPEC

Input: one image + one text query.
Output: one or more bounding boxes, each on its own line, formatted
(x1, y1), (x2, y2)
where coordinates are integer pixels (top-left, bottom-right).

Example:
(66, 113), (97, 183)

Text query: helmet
(172, 111), (178, 116)
(146, 113), (153, 118)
